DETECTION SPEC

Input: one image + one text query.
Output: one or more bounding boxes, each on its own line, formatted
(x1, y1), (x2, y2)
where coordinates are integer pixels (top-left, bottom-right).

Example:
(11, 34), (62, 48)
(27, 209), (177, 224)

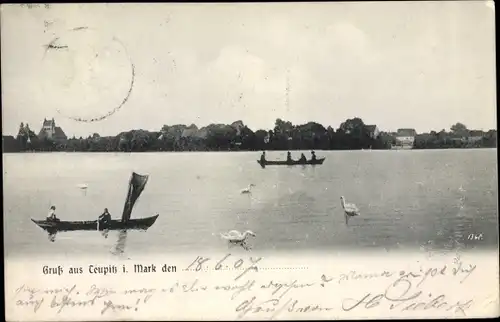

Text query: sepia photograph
(2, 2), (498, 320)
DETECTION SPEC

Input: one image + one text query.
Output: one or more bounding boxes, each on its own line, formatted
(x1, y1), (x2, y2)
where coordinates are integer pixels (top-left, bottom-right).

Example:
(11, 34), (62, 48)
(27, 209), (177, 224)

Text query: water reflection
(435, 215), (474, 250)
(111, 229), (128, 256)
(46, 229), (128, 256)
(48, 232), (56, 242)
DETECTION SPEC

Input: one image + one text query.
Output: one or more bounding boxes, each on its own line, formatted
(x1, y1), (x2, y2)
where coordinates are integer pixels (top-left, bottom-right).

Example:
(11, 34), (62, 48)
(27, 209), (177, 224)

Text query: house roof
(468, 130), (485, 137)
(181, 127), (198, 138)
(396, 128), (417, 137)
(37, 129), (46, 137)
(365, 125), (377, 132)
(38, 125), (67, 140)
(54, 127), (67, 139)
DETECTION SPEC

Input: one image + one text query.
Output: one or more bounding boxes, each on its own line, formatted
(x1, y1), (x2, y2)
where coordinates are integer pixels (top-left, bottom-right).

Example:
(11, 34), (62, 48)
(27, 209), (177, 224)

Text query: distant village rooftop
(396, 128), (417, 137)
(38, 117), (68, 143)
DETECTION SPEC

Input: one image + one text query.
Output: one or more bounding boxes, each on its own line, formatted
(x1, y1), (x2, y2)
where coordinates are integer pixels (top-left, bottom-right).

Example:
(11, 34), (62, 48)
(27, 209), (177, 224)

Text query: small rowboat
(257, 157), (326, 168)
(31, 215), (159, 233)
(32, 172), (159, 235)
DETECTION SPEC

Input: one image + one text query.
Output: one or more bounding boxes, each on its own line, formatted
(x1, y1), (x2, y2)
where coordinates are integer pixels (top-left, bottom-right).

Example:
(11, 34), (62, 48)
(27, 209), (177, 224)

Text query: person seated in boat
(311, 150), (317, 161)
(260, 151), (266, 163)
(98, 208), (112, 230)
(99, 208), (112, 223)
(46, 206), (59, 222)
(287, 151), (292, 162)
(299, 153), (307, 163)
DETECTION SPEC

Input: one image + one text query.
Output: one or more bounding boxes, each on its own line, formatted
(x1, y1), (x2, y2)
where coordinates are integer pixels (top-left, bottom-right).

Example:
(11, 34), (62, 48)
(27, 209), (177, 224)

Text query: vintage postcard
(2, 2), (498, 321)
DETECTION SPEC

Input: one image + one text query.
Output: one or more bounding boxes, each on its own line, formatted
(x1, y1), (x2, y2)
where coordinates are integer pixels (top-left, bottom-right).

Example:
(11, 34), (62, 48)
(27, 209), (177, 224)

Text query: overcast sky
(1, 2), (496, 138)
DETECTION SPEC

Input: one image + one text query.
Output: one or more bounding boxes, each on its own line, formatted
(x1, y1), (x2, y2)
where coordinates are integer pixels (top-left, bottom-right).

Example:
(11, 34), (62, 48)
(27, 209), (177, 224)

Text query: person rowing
(311, 150), (317, 161)
(299, 153), (306, 163)
(260, 151), (266, 163)
(46, 206), (60, 222)
(98, 208), (112, 230)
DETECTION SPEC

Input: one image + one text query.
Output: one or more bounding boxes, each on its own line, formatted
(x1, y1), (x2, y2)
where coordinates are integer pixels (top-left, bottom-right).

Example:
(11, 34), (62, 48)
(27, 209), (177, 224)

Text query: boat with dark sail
(31, 172), (159, 234)
(257, 157), (326, 167)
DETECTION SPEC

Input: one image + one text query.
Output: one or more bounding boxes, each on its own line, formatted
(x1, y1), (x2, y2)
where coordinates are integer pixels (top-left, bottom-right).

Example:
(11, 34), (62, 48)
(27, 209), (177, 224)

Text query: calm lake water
(3, 149), (498, 259)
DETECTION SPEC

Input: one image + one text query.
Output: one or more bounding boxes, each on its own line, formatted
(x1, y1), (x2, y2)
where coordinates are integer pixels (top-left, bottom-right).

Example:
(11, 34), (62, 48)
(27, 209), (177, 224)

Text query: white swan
(220, 230), (256, 250)
(240, 184), (255, 194)
(77, 183), (88, 196)
(220, 230), (256, 241)
(340, 196), (360, 225)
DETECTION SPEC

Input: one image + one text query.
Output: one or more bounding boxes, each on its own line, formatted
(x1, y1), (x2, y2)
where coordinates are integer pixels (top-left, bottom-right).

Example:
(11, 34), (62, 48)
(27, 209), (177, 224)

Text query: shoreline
(2, 147), (497, 154)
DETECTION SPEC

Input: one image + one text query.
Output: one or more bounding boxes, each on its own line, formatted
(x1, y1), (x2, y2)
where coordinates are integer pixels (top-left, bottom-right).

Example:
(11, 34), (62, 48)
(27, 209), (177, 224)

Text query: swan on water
(220, 230), (256, 250)
(241, 184), (255, 194)
(340, 196), (360, 225)
(77, 183), (88, 195)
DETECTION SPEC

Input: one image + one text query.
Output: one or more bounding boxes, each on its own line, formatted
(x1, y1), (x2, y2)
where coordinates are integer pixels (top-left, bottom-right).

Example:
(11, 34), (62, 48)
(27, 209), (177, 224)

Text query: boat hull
(31, 214), (159, 233)
(257, 157), (325, 167)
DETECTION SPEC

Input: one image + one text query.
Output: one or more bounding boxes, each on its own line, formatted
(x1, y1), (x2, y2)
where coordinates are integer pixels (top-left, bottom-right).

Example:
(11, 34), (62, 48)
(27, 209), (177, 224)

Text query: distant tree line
(2, 119), (496, 153)
(413, 122), (497, 149)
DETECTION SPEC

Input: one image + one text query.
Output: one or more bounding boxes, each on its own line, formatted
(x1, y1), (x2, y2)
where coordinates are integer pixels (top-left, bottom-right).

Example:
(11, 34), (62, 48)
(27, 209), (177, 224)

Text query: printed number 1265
(467, 233), (484, 241)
